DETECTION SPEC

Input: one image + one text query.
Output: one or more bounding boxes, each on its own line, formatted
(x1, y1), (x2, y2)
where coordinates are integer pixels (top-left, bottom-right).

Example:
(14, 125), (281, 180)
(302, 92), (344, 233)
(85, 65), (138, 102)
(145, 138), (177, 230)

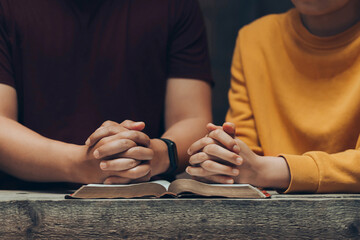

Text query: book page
(168, 179), (268, 198)
(209, 184), (252, 187)
(150, 180), (171, 190)
(71, 181), (171, 199)
(87, 180), (171, 189)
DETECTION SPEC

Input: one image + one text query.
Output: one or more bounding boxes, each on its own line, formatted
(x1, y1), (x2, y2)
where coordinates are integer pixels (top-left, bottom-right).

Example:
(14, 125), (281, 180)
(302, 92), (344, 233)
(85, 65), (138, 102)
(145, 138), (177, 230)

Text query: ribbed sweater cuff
(279, 154), (319, 193)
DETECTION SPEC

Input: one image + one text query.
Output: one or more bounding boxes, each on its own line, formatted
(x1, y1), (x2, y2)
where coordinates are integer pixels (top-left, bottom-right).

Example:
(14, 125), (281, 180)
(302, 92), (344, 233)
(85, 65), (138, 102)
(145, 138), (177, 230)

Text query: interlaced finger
(100, 158), (141, 171)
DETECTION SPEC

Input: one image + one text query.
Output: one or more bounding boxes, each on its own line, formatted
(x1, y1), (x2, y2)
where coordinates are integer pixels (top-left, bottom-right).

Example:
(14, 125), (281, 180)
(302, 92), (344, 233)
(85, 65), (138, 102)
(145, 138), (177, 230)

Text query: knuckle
(129, 160), (138, 168)
(133, 131), (149, 144)
(128, 147), (140, 155)
(199, 152), (208, 160)
(203, 144), (218, 155)
(202, 160), (214, 170)
(228, 139), (237, 147)
(132, 131), (143, 141)
(121, 120), (133, 127)
(103, 120), (113, 126)
(142, 133), (151, 143)
(209, 129), (222, 138)
(88, 136), (95, 143)
(190, 152), (207, 165)
(115, 140), (127, 149)
(122, 139), (135, 149)
(105, 160), (113, 168)
(202, 137), (213, 145)
(98, 137), (109, 146)
(189, 156), (197, 165)
(119, 130), (131, 139)
(188, 157), (194, 165)
(108, 126), (118, 135)
(99, 127), (110, 136)
(143, 164), (151, 173)
(198, 168), (207, 176)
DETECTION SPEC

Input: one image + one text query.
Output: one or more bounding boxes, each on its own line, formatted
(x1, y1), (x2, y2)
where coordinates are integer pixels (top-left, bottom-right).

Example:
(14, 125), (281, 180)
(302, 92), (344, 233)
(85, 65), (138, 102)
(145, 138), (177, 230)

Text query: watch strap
(158, 138), (178, 176)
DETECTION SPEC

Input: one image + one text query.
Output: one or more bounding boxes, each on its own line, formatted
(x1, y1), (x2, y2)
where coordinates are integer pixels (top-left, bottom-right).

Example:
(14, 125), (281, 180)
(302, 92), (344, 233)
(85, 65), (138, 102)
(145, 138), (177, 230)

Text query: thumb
(206, 123), (222, 132)
(121, 120), (146, 131)
(222, 122), (236, 138)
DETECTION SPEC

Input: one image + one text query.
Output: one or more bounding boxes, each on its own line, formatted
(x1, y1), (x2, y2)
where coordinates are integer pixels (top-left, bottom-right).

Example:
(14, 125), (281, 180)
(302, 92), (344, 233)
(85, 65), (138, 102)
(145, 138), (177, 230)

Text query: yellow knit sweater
(226, 9), (360, 193)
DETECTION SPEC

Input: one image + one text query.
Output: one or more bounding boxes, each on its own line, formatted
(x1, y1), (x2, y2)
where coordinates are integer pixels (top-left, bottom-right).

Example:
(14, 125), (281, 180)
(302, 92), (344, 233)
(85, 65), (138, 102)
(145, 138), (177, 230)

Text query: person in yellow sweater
(186, 0), (360, 193)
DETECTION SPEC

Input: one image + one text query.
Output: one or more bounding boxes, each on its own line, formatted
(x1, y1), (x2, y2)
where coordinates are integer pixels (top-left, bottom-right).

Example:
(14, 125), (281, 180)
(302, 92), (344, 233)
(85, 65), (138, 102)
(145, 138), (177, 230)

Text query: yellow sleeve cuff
(279, 154), (320, 193)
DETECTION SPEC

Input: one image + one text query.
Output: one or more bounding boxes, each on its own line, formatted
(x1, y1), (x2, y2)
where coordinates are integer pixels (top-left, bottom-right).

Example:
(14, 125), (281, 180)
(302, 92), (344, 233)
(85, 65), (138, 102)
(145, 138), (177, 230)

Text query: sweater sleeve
(225, 31), (263, 155)
(280, 136), (360, 193)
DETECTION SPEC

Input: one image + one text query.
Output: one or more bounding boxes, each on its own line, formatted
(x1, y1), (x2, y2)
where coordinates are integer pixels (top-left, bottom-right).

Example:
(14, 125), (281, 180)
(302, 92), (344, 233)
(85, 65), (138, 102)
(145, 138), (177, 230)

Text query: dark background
(198, 0), (294, 124)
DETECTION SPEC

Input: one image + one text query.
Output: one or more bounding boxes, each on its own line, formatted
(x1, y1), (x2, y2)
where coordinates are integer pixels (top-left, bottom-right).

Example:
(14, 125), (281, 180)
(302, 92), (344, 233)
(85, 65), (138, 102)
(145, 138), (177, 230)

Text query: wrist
(42, 140), (86, 183)
(149, 139), (170, 176)
(260, 156), (291, 190)
(63, 144), (90, 183)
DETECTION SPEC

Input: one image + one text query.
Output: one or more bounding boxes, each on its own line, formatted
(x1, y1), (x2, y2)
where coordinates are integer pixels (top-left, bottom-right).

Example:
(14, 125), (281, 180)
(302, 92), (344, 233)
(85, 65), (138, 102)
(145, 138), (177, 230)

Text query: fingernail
(232, 169), (239, 175)
(226, 179), (234, 184)
(187, 149), (192, 155)
(85, 139), (90, 145)
(94, 150), (100, 159)
(104, 180), (111, 185)
(236, 157), (243, 165)
(233, 145), (240, 154)
(100, 162), (107, 169)
(185, 167), (191, 174)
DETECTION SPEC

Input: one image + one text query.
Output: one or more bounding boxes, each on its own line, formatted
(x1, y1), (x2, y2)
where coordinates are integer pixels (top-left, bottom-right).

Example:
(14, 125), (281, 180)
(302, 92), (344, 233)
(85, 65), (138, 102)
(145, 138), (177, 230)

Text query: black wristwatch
(158, 138), (178, 176)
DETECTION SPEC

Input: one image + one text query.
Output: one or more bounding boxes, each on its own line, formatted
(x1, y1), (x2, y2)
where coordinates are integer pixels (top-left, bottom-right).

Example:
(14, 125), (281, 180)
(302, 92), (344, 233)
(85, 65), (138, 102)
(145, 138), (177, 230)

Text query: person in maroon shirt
(0, 0), (213, 187)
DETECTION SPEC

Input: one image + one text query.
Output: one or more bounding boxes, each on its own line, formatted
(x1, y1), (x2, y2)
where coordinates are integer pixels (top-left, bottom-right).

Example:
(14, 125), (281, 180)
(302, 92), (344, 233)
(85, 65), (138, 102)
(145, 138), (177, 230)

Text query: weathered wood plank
(0, 191), (359, 239)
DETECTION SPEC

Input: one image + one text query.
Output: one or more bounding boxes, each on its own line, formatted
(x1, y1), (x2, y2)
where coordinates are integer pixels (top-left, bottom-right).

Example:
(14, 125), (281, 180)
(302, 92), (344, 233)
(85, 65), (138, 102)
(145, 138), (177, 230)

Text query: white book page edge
(87, 180), (171, 190)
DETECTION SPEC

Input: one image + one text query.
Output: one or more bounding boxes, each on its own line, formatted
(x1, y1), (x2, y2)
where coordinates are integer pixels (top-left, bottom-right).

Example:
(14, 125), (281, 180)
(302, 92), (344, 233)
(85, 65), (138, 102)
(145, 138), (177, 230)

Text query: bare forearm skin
(0, 116), (81, 183)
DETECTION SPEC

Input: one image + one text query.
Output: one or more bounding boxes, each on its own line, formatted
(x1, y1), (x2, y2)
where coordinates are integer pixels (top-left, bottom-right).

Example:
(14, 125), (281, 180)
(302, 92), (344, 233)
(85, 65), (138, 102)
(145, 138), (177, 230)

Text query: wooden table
(1, 190), (359, 239)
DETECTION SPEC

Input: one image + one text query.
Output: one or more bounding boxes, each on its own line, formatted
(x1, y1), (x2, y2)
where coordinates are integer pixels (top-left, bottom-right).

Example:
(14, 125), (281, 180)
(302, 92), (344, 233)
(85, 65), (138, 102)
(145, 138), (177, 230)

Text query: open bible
(67, 179), (270, 199)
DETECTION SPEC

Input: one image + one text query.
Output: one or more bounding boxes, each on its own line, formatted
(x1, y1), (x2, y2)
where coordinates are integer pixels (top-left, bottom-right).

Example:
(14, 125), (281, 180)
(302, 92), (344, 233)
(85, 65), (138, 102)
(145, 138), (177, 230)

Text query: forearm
(0, 116), (81, 182)
(158, 78), (212, 176)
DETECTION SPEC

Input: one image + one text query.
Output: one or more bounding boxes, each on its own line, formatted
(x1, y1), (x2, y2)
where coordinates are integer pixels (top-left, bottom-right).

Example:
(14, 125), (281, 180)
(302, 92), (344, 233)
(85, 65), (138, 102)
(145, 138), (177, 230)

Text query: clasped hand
(186, 122), (269, 187)
(84, 120), (154, 184)
(187, 122), (291, 189)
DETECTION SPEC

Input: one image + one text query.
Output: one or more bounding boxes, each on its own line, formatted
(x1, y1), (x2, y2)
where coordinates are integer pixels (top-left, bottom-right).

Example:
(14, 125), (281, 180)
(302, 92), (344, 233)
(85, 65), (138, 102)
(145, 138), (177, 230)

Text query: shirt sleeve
(0, 3), (14, 88)
(167, 0), (213, 85)
(225, 31), (263, 155)
(280, 136), (360, 193)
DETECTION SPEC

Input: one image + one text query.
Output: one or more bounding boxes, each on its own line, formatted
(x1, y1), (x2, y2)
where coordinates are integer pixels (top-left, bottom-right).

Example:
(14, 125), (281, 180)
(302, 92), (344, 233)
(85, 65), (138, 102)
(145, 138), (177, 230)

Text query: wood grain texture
(0, 191), (359, 239)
